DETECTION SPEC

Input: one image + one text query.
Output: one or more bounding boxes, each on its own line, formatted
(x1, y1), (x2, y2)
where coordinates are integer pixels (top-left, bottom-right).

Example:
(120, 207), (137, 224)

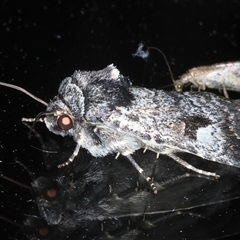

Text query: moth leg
(57, 141), (81, 168)
(167, 152), (220, 178)
(222, 83), (229, 99)
(125, 155), (158, 194)
(200, 84), (206, 91)
(190, 84), (196, 92)
(195, 84), (206, 92)
(189, 80), (199, 92)
(140, 211), (204, 229)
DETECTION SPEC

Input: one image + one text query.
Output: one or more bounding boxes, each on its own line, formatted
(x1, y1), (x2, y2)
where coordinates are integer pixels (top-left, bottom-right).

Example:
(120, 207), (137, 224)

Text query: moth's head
(174, 82), (184, 92)
(0, 79), (85, 139)
(174, 72), (192, 92)
(32, 175), (63, 226)
(33, 76), (85, 137)
(43, 98), (76, 137)
(24, 215), (54, 240)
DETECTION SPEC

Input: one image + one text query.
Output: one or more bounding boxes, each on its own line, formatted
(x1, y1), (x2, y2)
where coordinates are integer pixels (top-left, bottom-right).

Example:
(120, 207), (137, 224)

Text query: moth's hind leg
(125, 154), (158, 194)
(167, 152), (220, 178)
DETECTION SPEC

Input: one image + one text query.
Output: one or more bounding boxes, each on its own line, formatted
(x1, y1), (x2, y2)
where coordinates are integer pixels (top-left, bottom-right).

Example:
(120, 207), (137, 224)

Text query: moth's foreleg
(58, 141), (81, 168)
(125, 154), (158, 194)
(167, 152), (220, 178)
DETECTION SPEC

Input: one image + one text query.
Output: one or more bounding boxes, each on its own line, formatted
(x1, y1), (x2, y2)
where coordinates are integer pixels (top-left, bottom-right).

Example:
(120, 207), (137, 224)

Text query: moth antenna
(7, 160), (36, 198)
(0, 81), (48, 106)
(14, 159), (36, 182)
(23, 110), (55, 139)
(147, 46), (176, 84)
(30, 145), (58, 154)
(0, 174), (31, 189)
(22, 121), (48, 153)
(24, 214), (42, 219)
(161, 83), (176, 89)
(0, 216), (23, 227)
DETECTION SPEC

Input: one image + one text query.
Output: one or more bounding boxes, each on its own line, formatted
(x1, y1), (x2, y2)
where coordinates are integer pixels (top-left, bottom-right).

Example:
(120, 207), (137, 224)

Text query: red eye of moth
(57, 114), (74, 130)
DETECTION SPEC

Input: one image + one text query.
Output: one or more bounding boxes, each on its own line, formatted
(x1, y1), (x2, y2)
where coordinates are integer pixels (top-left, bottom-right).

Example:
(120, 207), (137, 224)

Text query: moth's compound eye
(176, 84), (183, 91)
(57, 114), (74, 130)
(43, 186), (58, 201)
(35, 225), (50, 239)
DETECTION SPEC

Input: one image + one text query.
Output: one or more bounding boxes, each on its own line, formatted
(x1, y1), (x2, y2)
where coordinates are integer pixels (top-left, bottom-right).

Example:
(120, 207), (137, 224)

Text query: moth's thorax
(42, 65), (143, 159)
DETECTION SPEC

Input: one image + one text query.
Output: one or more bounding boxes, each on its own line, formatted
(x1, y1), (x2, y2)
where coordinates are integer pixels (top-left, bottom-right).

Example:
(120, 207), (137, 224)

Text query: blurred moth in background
(174, 61), (240, 99)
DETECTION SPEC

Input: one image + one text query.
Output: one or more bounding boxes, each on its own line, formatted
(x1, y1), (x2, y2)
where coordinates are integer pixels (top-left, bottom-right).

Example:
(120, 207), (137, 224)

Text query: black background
(1, 0), (240, 239)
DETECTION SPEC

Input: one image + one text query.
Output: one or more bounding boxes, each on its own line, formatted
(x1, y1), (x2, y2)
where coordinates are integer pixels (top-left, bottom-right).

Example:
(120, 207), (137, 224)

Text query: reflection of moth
(3, 155), (240, 239)
(1, 64), (240, 193)
(1, 158), (154, 239)
(174, 62), (240, 99)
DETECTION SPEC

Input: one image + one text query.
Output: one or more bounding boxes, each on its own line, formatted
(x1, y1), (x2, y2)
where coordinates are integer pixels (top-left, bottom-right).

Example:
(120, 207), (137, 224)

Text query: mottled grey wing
(103, 88), (240, 168)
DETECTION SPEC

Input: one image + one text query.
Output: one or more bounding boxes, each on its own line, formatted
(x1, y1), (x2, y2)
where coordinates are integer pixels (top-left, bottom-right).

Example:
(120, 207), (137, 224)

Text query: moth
(32, 153), (240, 235)
(31, 150), (190, 232)
(3, 157), (240, 240)
(133, 44), (240, 99)
(1, 64), (240, 194)
(174, 61), (240, 98)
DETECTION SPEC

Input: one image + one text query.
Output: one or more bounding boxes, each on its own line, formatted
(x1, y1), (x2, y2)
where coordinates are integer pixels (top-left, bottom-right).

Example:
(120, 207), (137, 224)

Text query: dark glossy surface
(1, 1), (240, 239)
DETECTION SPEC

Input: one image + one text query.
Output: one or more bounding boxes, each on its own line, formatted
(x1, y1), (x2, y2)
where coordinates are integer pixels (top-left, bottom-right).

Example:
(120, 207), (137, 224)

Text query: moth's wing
(101, 108), (179, 152)
(101, 89), (240, 167)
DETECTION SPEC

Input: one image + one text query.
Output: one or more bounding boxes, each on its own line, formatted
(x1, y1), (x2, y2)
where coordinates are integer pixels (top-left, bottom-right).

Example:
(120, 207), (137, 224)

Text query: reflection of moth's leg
(22, 121), (48, 154)
(139, 211), (204, 229)
(125, 154), (158, 194)
(166, 152), (220, 178)
(158, 173), (214, 188)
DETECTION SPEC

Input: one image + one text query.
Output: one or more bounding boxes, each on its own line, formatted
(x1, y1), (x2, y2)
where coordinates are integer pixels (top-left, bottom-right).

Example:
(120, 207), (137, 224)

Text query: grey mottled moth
(174, 61), (240, 99)
(1, 64), (240, 193)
